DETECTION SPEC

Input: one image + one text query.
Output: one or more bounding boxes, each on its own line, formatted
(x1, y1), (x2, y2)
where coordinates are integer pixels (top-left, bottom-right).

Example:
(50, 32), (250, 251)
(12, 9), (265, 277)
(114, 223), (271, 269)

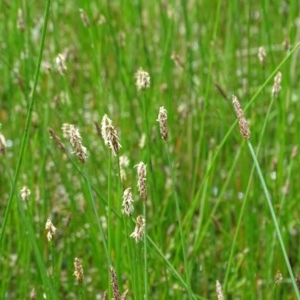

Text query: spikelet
(79, 8), (90, 27)
(55, 53), (67, 75)
(232, 95), (251, 139)
(48, 128), (66, 153)
(258, 46), (266, 68)
(20, 186), (31, 201)
(109, 266), (121, 300)
(135, 162), (147, 200)
(45, 219), (57, 242)
(216, 280), (224, 300)
(130, 215), (145, 243)
(135, 68), (150, 90)
(157, 106), (168, 140)
(62, 123), (88, 163)
(272, 71), (282, 98)
(122, 188), (134, 216)
(73, 257), (84, 283)
(100, 115), (121, 156)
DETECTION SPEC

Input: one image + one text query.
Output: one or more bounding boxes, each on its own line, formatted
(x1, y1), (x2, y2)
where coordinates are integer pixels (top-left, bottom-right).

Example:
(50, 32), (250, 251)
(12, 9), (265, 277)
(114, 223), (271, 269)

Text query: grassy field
(1, 0), (300, 299)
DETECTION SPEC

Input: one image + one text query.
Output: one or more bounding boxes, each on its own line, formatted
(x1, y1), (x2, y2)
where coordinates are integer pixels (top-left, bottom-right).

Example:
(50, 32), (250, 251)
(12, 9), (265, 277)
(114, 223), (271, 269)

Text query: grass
(1, 0), (300, 299)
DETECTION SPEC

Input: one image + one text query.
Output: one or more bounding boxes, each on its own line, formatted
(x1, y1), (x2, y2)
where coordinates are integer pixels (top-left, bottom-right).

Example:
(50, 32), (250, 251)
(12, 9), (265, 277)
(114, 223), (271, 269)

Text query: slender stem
(165, 143), (193, 298)
(247, 141), (300, 299)
(0, 0), (51, 246)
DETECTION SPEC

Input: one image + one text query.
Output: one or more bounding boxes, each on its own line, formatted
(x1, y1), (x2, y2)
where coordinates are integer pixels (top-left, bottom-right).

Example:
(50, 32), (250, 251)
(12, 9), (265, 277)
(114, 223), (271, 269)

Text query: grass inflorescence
(1, 1), (300, 299)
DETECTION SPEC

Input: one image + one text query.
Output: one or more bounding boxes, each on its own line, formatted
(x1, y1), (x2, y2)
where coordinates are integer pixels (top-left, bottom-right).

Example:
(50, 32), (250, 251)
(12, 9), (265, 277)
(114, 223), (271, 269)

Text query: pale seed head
(135, 68), (150, 90)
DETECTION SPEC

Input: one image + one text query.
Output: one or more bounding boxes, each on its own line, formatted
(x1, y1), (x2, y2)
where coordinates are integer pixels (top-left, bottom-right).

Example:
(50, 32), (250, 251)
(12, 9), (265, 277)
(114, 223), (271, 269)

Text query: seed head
(232, 95), (251, 139)
(0, 132), (6, 155)
(130, 215), (145, 243)
(79, 8), (90, 27)
(45, 219), (57, 242)
(258, 46), (266, 68)
(100, 115), (121, 156)
(135, 68), (150, 90)
(73, 257), (84, 283)
(55, 53), (67, 75)
(109, 266), (121, 300)
(62, 123), (88, 163)
(157, 106), (168, 140)
(272, 71), (282, 98)
(135, 162), (147, 201)
(122, 188), (134, 216)
(216, 280), (224, 300)
(48, 128), (66, 153)
(20, 186), (31, 201)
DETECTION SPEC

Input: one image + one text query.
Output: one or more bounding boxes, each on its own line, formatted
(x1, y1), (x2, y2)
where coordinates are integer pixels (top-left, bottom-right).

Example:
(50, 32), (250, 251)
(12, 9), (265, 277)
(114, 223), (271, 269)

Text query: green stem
(0, 0), (51, 245)
(247, 141), (300, 299)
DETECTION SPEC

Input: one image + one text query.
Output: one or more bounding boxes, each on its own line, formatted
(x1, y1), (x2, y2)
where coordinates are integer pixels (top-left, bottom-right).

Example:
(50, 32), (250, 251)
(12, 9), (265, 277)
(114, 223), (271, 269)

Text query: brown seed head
(48, 128), (66, 153)
(130, 215), (145, 243)
(100, 115), (121, 156)
(73, 257), (84, 283)
(79, 8), (90, 27)
(122, 188), (134, 216)
(157, 106), (168, 140)
(110, 266), (121, 300)
(136, 162), (147, 200)
(62, 123), (88, 163)
(232, 95), (251, 139)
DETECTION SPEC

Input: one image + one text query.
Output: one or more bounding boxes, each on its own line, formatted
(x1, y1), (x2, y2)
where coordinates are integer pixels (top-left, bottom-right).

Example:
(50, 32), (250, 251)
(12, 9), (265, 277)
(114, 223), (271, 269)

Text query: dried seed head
(20, 186), (31, 201)
(17, 9), (25, 32)
(0, 132), (6, 155)
(79, 8), (90, 27)
(100, 115), (121, 156)
(73, 257), (84, 283)
(130, 215), (145, 243)
(62, 123), (88, 163)
(110, 266), (121, 300)
(157, 106), (168, 140)
(48, 128), (66, 153)
(135, 68), (150, 90)
(122, 188), (134, 216)
(55, 53), (67, 75)
(258, 46), (266, 68)
(136, 162), (147, 200)
(216, 280), (224, 300)
(232, 95), (251, 139)
(272, 71), (282, 98)
(45, 219), (57, 242)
